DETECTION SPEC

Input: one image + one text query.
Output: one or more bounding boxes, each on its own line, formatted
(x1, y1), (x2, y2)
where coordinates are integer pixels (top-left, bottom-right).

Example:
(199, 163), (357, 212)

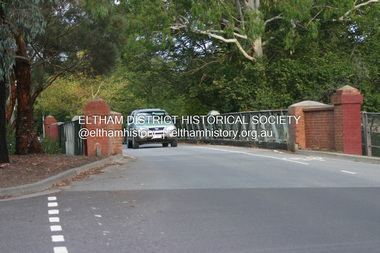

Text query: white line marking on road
(49, 209), (60, 215)
(52, 235), (65, 242)
(48, 197), (69, 252)
(289, 157), (325, 161)
(50, 225), (62, 232)
(341, 170), (357, 175)
(95, 214), (102, 218)
(54, 247), (68, 253)
(49, 217), (60, 223)
(197, 147), (309, 165)
(48, 202), (58, 207)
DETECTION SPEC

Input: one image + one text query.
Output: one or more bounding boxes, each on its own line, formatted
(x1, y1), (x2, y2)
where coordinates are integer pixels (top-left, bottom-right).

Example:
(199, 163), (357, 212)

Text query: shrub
(40, 137), (62, 154)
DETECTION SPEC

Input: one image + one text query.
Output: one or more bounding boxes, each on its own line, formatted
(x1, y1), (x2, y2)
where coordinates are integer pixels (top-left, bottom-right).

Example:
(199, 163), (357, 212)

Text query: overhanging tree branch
(264, 14), (283, 26)
(339, 0), (379, 21)
(170, 24), (255, 60)
(30, 52), (90, 105)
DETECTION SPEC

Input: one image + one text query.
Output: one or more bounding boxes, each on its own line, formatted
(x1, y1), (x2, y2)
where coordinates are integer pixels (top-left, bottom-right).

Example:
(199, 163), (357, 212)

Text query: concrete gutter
(0, 154), (130, 198)
(296, 150), (380, 165)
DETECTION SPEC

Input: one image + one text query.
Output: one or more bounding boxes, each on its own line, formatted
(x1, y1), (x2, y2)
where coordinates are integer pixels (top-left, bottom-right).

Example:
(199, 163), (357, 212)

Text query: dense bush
(40, 137), (62, 154)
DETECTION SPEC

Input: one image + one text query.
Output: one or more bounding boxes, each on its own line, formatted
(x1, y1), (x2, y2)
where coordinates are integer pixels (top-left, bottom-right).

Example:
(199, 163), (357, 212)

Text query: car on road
(126, 108), (178, 149)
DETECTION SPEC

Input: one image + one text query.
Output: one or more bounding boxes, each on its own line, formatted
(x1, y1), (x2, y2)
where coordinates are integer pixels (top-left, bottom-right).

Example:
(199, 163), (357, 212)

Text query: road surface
(1, 144), (380, 253)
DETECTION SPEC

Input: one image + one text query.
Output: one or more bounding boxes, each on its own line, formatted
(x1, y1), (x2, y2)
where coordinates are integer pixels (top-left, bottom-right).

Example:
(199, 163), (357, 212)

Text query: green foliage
(33, 0), (380, 121)
(40, 137), (62, 154)
(35, 74), (127, 123)
(113, 0), (380, 117)
(0, 0), (45, 81)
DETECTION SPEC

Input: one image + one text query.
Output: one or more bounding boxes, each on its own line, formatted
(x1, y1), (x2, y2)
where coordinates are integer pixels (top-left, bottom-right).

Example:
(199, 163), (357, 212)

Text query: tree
(118, 0), (379, 114)
(0, 0), (46, 160)
(0, 6), (9, 163)
(2, 0), (124, 155)
(123, 0), (378, 61)
(34, 74), (128, 123)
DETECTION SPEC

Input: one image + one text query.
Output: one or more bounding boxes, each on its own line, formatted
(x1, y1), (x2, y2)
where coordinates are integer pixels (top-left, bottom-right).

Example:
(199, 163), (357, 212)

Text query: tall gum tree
(123, 0), (379, 61)
(14, 34), (44, 154)
(1, 0), (124, 156)
(0, 0), (46, 157)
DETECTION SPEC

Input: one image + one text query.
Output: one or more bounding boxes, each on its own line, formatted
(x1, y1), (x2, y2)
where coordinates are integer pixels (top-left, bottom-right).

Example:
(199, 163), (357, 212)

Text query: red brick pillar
(110, 111), (123, 155)
(44, 115), (57, 139)
(331, 85), (363, 155)
(288, 101), (327, 151)
(83, 98), (111, 157)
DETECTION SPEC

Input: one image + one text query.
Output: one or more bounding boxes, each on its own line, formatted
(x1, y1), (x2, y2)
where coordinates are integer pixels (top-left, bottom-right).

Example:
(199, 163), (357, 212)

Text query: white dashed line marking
(49, 209), (60, 215)
(50, 225), (62, 232)
(54, 247), (68, 253)
(52, 235), (65, 242)
(197, 146), (309, 165)
(341, 170), (357, 175)
(95, 214), (102, 218)
(48, 196), (69, 252)
(49, 217), (60, 223)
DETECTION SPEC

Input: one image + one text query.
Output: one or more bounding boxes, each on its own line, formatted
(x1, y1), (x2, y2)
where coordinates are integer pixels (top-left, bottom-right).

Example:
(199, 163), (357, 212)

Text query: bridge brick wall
(43, 99), (123, 157)
(304, 106), (335, 150)
(83, 98), (123, 157)
(288, 85), (363, 155)
(44, 115), (58, 140)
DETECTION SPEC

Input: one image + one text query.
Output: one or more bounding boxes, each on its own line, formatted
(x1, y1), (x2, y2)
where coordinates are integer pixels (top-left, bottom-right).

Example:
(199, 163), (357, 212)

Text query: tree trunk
(6, 74), (16, 125)
(0, 6), (10, 163)
(246, 0), (263, 58)
(253, 37), (263, 58)
(0, 76), (10, 163)
(14, 34), (44, 155)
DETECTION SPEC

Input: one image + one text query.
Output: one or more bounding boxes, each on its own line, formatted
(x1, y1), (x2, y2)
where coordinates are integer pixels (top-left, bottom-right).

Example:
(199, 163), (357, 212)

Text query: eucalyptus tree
(1, 0), (124, 156)
(123, 0), (379, 61)
(119, 0), (379, 113)
(0, 0), (46, 160)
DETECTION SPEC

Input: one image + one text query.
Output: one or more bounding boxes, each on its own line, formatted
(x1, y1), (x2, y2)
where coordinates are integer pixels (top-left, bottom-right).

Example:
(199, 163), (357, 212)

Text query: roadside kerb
(0, 154), (132, 198)
(296, 150), (380, 165)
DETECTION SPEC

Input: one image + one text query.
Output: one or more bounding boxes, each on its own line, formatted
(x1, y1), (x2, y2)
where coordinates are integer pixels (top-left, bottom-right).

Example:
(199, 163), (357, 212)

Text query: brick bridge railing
(44, 85), (363, 156)
(44, 98), (123, 157)
(176, 85), (363, 155)
(288, 85), (363, 155)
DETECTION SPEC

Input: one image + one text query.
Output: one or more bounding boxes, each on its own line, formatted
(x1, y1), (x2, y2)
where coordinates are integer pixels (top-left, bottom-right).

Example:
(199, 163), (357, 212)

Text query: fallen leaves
(0, 154), (101, 188)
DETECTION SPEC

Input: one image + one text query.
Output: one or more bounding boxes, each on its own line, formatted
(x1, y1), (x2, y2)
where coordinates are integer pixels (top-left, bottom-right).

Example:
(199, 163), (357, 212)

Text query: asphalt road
(1, 144), (380, 253)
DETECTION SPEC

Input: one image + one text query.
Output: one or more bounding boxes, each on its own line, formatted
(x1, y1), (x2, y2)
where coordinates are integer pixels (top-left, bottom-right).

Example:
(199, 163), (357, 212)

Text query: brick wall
(45, 99), (123, 157)
(83, 98), (123, 157)
(304, 106), (335, 150)
(288, 85), (363, 155)
(44, 115), (58, 140)
(332, 86), (363, 155)
(288, 101), (327, 151)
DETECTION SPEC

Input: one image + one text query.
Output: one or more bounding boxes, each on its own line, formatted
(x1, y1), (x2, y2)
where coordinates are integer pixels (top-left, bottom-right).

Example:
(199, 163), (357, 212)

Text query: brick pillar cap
(289, 100), (327, 108)
(71, 115), (80, 121)
(90, 97), (106, 102)
(46, 115), (54, 118)
(337, 85), (357, 91)
(51, 122), (64, 126)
